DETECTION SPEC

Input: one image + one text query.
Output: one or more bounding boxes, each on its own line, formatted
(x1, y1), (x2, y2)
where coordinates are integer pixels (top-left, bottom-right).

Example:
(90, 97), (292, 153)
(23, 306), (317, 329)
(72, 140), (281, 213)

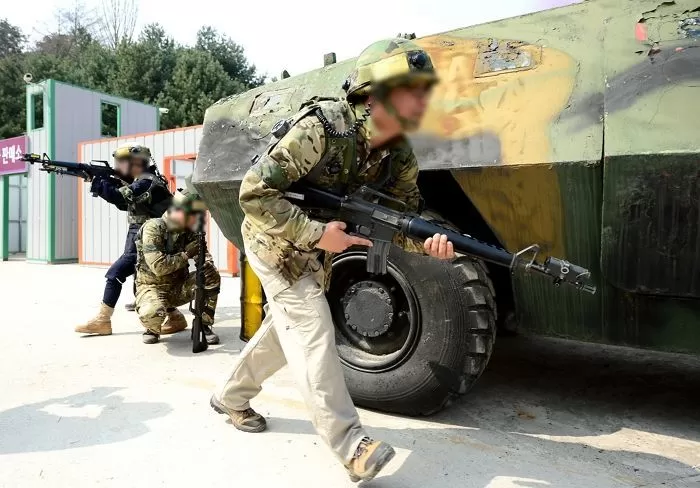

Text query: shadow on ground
(162, 305), (244, 357)
(0, 387), (172, 455)
(269, 336), (700, 487)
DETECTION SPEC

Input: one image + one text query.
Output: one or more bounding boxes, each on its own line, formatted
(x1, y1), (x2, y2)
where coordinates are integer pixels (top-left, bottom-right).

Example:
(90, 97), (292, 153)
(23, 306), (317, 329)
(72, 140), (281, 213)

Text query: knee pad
(137, 303), (167, 332)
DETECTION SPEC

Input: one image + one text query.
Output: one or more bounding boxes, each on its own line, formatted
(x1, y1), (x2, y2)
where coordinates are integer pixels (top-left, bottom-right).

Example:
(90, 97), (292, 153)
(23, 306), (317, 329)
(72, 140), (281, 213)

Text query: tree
(98, 0), (138, 49)
(157, 49), (244, 128)
(0, 19), (25, 58)
(110, 23), (176, 104)
(195, 26), (263, 89)
(0, 55), (26, 138)
(0, 19), (26, 137)
(0, 11), (264, 134)
(33, 2), (99, 57)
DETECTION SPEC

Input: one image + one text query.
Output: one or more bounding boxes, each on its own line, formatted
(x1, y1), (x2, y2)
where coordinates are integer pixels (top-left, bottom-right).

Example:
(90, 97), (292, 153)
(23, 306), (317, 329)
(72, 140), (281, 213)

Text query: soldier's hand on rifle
(316, 221), (373, 253)
(424, 233), (455, 260)
(185, 241), (200, 259)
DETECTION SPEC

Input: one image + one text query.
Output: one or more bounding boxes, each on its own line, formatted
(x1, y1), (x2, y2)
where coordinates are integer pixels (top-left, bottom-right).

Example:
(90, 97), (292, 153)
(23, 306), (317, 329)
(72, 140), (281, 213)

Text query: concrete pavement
(0, 261), (699, 488)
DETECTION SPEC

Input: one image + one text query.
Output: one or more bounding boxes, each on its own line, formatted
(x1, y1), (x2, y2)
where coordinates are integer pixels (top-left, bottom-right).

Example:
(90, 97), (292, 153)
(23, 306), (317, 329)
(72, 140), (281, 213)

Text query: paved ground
(1, 261), (699, 488)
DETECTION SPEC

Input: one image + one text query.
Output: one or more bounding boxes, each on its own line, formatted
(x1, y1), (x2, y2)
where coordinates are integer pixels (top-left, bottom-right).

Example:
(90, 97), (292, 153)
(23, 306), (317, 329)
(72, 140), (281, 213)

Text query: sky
(3, 0), (581, 78)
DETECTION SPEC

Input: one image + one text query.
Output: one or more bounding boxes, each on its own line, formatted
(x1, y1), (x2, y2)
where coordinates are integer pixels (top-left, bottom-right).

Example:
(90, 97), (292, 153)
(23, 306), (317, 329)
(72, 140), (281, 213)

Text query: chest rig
(127, 171), (172, 225)
(260, 98), (392, 195)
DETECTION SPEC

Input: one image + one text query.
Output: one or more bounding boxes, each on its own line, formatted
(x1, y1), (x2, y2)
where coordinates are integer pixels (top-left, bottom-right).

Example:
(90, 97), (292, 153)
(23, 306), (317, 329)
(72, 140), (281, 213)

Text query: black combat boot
(204, 325), (220, 345)
(142, 330), (159, 344)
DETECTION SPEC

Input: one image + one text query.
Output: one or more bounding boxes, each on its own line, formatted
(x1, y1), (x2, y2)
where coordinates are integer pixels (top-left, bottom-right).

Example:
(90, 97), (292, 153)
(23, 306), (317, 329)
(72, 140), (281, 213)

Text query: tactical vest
(127, 171), (172, 225)
(262, 97), (380, 195)
(135, 218), (189, 282)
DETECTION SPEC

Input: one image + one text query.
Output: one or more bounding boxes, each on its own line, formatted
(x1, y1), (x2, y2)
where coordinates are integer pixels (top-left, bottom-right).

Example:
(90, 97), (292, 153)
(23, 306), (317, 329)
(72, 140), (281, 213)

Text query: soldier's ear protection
(113, 146), (151, 168)
(172, 188), (207, 214)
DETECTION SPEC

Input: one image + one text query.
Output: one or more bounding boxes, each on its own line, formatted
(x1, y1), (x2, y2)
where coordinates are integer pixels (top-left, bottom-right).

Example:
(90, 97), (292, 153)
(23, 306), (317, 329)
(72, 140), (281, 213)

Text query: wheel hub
(342, 281), (395, 337)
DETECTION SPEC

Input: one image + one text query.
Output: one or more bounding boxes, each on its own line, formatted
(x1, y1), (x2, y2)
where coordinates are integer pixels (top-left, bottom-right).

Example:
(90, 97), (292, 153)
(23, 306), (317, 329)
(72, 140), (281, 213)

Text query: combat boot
(124, 302), (136, 312)
(75, 303), (113, 335)
(345, 437), (396, 483)
(162, 308), (188, 335)
(204, 325), (220, 345)
(210, 396), (266, 433)
(142, 330), (159, 344)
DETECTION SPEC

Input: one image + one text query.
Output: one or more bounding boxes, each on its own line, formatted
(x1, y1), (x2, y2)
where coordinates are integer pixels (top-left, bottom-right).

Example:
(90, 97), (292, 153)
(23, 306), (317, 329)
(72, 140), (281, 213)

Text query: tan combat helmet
(171, 187), (207, 214)
(343, 38), (439, 101)
(113, 144), (152, 163)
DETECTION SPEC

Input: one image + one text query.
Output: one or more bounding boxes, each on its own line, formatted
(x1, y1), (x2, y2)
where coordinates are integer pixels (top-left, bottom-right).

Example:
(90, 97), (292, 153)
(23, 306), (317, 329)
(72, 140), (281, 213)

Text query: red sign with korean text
(0, 136), (28, 176)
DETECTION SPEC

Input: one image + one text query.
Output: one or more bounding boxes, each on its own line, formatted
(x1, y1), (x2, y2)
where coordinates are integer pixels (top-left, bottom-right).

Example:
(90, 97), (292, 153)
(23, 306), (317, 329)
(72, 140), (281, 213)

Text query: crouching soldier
(134, 188), (221, 345)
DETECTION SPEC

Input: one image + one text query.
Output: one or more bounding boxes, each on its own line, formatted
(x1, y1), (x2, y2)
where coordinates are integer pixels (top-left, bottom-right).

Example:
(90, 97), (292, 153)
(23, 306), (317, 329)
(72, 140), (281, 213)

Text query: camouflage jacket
(135, 215), (215, 287)
(239, 98), (424, 294)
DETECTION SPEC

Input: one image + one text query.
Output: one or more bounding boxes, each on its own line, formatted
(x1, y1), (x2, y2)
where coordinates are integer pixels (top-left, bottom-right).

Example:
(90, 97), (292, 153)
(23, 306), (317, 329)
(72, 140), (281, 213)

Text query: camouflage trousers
(136, 264), (220, 334)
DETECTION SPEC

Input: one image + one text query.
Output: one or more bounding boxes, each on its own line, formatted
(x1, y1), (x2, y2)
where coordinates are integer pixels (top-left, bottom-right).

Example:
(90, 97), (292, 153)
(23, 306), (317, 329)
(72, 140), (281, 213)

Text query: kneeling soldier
(134, 188), (221, 345)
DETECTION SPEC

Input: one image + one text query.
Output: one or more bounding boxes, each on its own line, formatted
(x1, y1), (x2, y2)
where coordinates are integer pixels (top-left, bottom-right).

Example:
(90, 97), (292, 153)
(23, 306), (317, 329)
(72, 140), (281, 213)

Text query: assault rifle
(190, 211), (209, 353)
(283, 183), (597, 294)
(22, 153), (131, 195)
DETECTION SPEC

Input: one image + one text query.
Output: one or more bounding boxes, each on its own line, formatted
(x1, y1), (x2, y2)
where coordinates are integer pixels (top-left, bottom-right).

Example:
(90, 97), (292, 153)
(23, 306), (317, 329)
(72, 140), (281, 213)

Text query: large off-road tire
(328, 246), (497, 416)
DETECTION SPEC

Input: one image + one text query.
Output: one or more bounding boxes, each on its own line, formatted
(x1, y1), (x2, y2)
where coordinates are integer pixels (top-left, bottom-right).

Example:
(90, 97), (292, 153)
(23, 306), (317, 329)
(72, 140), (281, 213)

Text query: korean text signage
(0, 136), (27, 176)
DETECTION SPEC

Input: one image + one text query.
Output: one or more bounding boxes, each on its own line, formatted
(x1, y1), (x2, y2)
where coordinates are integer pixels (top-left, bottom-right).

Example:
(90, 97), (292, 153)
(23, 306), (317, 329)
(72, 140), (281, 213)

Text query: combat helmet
(112, 144), (152, 164)
(343, 38), (439, 100)
(171, 176), (207, 214)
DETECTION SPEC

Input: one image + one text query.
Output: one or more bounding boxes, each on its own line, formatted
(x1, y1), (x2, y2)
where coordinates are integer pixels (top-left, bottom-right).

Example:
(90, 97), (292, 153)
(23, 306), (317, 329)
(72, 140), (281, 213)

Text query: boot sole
(349, 445), (396, 483)
(210, 396), (266, 433)
(75, 329), (112, 336)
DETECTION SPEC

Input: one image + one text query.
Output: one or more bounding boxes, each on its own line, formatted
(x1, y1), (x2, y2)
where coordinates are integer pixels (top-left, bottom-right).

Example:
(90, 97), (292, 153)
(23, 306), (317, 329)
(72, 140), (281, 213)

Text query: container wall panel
(54, 176), (78, 260)
(208, 216), (231, 273)
(26, 129), (49, 261)
(54, 83), (158, 261)
(79, 126), (232, 271)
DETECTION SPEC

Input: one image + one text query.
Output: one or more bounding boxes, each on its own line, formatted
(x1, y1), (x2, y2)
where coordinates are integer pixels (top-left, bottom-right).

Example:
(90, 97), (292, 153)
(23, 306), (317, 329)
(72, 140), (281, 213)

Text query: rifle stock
(284, 183), (597, 295)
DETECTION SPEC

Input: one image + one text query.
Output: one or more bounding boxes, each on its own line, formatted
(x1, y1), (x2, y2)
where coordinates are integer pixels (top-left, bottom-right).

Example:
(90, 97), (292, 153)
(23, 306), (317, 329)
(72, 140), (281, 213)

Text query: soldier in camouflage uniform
(212, 38), (455, 483)
(134, 188), (221, 345)
(75, 144), (172, 336)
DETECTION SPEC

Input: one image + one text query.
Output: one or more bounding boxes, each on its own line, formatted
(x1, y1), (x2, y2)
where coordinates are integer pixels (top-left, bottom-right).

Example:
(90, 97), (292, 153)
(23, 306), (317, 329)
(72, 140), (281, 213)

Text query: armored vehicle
(193, 0), (700, 415)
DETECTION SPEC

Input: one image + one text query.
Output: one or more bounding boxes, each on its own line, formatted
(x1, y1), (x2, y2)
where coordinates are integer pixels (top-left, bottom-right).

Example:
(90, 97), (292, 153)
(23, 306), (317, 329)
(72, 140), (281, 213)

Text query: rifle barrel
(403, 217), (513, 267)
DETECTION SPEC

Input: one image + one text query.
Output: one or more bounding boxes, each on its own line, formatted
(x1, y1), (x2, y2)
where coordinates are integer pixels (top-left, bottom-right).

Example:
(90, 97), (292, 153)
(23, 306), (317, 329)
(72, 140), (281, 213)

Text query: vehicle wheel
(328, 246), (497, 416)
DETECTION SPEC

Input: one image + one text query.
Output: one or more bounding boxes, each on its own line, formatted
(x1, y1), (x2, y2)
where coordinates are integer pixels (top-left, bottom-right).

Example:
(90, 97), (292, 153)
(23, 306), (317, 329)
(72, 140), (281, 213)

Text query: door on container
(167, 157), (196, 193)
(8, 174), (28, 255)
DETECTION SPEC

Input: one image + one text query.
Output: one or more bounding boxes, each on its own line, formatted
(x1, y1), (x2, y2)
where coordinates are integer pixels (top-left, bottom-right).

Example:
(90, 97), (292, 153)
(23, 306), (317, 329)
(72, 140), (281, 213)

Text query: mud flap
(239, 250), (266, 342)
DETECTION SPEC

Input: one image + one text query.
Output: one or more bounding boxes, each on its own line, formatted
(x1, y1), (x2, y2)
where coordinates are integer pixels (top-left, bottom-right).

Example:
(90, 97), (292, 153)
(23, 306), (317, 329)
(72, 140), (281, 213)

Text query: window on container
(31, 93), (44, 130)
(101, 102), (120, 138)
(170, 158), (196, 193)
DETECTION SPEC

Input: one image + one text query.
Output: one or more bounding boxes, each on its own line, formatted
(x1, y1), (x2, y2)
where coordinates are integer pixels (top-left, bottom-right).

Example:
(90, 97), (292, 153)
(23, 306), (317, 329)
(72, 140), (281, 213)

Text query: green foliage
(0, 18), (26, 57)
(157, 49), (245, 128)
(0, 17), (263, 139)
(195, 26), (263, 89)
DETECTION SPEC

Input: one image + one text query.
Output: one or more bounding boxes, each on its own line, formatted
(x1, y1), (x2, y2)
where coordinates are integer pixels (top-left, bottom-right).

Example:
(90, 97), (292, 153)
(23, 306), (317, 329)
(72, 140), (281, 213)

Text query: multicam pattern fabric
(239, 98), (424, 292)
(134, 216), (220, 333)
(345, 38), (438, 98)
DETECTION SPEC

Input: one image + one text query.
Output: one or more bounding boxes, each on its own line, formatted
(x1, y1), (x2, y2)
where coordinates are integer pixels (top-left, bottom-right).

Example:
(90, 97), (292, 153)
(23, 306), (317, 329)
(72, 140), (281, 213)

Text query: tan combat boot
(162, 308), (188, 335)
(210, 396), (267, 433)
(345, 437), (396, 483)
(75, 303), (114, 335)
